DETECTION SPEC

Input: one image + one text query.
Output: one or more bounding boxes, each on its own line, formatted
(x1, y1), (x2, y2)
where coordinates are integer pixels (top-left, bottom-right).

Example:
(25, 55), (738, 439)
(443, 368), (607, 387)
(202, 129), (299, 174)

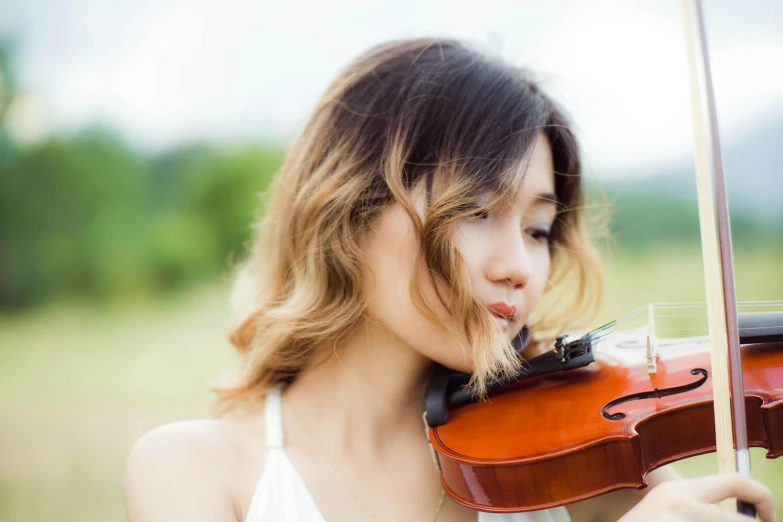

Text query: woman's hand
(618, 473), (775, 522)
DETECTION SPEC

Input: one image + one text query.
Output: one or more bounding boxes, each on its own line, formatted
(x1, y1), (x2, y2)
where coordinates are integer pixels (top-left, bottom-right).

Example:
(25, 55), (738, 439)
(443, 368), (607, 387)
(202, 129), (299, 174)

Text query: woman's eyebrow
(509, 191), (559, 212)
(532, 192), (559, 207)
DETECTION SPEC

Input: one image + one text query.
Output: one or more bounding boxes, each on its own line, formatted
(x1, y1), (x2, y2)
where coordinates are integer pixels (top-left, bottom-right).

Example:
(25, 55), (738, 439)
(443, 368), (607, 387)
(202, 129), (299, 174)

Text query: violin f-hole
(601, 368), (709, 421)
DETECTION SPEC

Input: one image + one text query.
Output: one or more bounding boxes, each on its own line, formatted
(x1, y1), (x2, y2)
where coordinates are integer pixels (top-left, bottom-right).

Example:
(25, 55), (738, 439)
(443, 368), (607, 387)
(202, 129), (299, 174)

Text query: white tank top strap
(264, 385), (285, 449)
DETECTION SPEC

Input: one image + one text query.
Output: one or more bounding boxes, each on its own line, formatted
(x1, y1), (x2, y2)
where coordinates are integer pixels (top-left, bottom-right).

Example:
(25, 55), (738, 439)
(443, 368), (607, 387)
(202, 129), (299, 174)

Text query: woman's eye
(527, 228), (552, 244)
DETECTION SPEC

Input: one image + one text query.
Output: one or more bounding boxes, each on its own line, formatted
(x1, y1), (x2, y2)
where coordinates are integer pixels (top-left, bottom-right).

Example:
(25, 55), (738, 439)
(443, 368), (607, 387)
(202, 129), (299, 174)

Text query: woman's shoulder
(124, 406), (267, 522)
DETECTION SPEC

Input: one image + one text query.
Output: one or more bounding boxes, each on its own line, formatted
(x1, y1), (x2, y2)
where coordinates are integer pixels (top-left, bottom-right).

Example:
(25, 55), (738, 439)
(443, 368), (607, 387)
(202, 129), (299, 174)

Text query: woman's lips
(487, 302), (516, 333)
(493, 313), (509, 332)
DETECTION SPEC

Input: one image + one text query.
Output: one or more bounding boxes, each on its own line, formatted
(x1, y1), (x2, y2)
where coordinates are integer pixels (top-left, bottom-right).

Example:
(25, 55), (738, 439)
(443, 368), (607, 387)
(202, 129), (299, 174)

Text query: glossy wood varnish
(429, 341), (783, 512)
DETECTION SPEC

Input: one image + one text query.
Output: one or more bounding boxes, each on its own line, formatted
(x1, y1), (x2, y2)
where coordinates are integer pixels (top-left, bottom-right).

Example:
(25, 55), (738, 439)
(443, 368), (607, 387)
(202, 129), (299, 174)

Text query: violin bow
(681, 0), (756, 517)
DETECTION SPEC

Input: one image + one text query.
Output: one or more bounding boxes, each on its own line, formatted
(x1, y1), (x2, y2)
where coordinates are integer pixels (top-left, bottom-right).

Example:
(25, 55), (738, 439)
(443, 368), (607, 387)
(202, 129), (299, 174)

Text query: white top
(244, 386), (572, 522)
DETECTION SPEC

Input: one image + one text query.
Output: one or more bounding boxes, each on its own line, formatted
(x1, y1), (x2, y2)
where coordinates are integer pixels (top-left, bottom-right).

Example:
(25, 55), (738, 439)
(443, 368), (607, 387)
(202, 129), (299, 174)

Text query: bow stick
(681, 0), (756, 517)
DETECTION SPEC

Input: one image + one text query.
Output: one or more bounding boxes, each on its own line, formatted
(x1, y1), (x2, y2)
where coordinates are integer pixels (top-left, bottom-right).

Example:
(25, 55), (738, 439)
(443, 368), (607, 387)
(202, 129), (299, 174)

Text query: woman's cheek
(453, 222), (490, 269)
(528, 245), (552, 298)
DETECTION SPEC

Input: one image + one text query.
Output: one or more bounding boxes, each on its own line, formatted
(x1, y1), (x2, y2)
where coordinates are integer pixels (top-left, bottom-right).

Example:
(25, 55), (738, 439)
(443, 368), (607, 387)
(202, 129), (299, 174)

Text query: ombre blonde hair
(211, 38), (603, 415)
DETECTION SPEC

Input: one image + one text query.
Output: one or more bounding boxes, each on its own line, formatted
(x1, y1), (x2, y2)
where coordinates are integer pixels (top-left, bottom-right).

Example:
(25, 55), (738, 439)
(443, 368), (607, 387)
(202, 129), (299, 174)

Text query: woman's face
(359, 133), (557, 372)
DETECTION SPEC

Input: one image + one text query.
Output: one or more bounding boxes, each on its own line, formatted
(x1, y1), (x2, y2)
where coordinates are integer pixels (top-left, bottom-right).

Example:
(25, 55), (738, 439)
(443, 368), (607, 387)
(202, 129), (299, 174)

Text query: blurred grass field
(0, 243), (781, 521)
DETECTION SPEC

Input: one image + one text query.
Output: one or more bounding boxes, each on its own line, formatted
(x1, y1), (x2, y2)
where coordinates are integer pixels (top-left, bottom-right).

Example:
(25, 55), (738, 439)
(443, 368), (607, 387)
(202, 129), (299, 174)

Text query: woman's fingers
(684, 473), (776, 522)
(680, 497), (775, 522)
(619, 473), (777, 522)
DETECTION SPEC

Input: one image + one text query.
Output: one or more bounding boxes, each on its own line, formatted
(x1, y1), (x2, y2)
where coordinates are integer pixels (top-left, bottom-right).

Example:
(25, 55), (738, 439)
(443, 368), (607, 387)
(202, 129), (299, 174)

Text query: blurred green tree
(0, 40), (20, 165)
(0, 128), (282, 308)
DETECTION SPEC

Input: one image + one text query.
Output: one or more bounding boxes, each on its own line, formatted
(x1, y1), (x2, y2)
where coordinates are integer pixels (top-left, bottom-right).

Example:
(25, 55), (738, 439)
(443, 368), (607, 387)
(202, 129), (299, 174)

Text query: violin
(424, 0), (782, 516)
(423, 310), (783, 512)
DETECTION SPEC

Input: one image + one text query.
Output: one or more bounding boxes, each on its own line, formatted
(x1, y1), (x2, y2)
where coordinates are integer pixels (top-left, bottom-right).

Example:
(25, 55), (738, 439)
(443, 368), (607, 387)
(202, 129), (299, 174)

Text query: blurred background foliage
(0, 125), (283, 309)
(0, 39), (781, 522)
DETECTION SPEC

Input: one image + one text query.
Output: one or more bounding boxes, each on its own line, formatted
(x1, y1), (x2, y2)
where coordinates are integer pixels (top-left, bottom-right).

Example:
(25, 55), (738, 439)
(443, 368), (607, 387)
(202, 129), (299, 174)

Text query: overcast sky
(1, 0), (781, 178)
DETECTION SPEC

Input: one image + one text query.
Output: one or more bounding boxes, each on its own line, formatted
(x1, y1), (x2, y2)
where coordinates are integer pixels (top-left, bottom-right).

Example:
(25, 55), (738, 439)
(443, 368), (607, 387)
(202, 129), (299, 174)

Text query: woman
(123, 39), (775, 522)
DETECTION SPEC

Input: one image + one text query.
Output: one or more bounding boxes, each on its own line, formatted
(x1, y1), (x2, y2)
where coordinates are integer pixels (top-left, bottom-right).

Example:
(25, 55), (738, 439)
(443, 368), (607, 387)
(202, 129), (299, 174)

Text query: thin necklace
(286, 398), (446, 522)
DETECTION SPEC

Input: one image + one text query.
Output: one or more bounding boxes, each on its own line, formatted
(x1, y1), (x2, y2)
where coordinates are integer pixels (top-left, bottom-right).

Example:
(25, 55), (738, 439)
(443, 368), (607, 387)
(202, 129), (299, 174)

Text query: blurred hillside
(599, 116), (783, 255)
(601, 189), (782, 250)
(601, 110), (783, 224)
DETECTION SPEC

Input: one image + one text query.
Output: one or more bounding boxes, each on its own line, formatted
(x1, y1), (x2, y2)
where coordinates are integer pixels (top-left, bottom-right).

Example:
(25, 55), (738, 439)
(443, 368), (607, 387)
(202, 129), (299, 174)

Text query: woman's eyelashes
(526, 227), (553, 245)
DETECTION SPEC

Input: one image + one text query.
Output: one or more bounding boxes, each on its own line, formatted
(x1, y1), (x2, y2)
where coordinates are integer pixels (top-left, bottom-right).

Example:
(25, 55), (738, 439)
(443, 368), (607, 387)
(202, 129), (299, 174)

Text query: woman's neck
(282, 318), (434, 462)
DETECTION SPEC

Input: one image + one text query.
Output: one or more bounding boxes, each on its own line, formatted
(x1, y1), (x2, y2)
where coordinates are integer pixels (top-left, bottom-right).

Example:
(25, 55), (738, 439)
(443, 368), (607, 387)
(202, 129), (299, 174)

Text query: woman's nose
(486, 233), (531, 290)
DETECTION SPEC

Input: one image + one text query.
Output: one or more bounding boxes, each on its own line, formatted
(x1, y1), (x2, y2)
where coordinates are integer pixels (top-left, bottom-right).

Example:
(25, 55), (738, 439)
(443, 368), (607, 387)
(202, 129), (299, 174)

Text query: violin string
(581, 325), (779, 353)
(584, 330), (614, 345)
(589, 324), (780, 339)
(650, 327), (782, 332)
(647, 303), (780, 308)
(644, 301), (781, 310)
(561, 300), (781, 352)
(586, 326), (780, 353)
(648, 300), (783, 307)
(600, 303), (781, 326)
(656, 304), (782, 312)
(649, 304), (783, 311)
(653, 312), (783, 317)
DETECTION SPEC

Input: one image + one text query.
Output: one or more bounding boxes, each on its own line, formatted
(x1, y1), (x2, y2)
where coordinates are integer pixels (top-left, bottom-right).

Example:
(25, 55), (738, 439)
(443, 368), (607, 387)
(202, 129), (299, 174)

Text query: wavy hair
(211, 38), (603, 415)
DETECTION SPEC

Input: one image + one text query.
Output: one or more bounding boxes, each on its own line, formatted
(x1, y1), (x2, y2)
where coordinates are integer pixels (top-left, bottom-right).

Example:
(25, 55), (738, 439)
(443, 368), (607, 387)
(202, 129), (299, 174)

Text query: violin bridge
(646, 304), (659, 374)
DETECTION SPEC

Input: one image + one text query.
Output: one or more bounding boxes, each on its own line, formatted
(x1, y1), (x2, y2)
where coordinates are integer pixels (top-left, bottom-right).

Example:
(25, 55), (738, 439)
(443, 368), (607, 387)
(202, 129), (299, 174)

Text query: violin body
(428, 333), (783, 513)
